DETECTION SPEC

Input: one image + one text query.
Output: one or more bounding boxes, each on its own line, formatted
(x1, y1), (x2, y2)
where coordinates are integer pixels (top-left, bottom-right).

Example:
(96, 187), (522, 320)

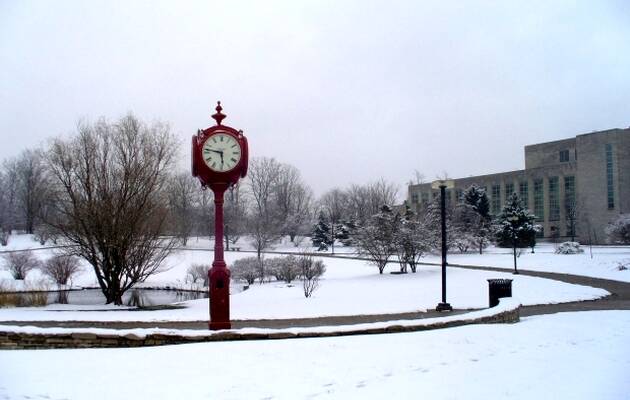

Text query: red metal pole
(209, 184), (231, 330)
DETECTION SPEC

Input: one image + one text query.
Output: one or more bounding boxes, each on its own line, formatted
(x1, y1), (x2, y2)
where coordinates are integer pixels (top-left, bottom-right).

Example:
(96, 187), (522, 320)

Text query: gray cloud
(1, 0), (629, 197)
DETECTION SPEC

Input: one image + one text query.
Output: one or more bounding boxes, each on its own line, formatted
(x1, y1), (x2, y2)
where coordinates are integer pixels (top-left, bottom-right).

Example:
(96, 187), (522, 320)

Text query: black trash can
(487, 279), (513, 308)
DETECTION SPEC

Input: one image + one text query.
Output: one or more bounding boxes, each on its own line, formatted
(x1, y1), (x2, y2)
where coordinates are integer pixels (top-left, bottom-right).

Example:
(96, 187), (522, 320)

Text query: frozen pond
(27, 289), (207, 307)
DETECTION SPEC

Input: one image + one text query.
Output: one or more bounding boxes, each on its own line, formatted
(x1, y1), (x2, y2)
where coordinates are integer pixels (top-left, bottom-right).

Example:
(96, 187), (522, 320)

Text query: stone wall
(0, 306), (520, 349)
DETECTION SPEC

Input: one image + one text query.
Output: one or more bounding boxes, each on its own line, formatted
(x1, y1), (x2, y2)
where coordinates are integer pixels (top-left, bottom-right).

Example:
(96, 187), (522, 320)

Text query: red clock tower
(192, 102), (249, 330)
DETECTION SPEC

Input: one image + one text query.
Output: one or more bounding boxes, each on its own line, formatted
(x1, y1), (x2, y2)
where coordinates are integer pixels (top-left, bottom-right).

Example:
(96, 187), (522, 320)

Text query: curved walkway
(447, 263), (630, 316)
(2, 263), (629, 331)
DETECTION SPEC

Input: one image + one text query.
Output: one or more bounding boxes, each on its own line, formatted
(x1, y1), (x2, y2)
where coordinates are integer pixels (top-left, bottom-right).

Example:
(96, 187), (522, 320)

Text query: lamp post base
(436, 302), (453, 312)
(209, 321), (232, 330)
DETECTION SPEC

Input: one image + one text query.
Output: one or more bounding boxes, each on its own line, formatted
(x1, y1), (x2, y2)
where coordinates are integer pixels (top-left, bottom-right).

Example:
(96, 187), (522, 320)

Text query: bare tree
(45, 114), (178, 305)
(344, 179), (398, 224)
(407, 169), (426, 186)
(196, 189), (215, 240)
(395, 205), (431, 273)
(354, 205), (400, 274)
(565, 199), (578, 243)
(186, 263), (210, 287)
(2, 251), (41, 280)
(40, 255), (82, 286)
(0, 160), (19, 244)
(224, 183), (247, 250)
(274, 164), (313, 243)
(11, 149), (52, 234)
(166, 172), (198, 246)
(246, 157), (283, 258)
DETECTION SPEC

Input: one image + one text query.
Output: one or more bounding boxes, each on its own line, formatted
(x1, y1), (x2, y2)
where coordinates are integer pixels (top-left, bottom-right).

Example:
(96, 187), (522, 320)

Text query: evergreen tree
(464, 185), (490, 220)
(462, 185), (492, 253)
(311, 211), (332, 251)
(423, 197), (454, 251)
(495, 192), (538, 274)
(335, 220), (350, 245)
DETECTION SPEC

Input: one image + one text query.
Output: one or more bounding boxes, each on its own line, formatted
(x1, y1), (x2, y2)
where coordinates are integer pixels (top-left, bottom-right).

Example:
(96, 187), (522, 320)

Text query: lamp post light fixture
(432, 179), (454, 312)
(508, 215), (520, 275)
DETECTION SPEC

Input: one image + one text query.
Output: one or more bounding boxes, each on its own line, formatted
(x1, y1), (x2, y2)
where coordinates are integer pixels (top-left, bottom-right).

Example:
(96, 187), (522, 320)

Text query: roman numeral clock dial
(201, 133), (242, 172)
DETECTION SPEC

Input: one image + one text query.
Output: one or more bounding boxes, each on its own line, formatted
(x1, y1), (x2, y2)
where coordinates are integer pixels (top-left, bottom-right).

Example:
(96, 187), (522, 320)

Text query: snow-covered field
(1, 236), (629, 400)
(1, 310), (628, 400)
(0, 235), (611, 322)
(185, 236), (630, 282)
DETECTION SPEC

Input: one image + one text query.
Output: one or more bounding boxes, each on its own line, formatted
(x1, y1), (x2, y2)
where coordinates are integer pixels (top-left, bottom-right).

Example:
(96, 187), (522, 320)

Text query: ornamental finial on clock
(212, 101), (226, 126)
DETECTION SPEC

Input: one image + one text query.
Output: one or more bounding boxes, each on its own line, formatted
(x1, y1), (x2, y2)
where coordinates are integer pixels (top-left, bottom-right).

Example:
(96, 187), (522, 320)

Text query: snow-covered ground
(1, 310), (628, 400)
(0, 236), (609, 322)
(184, 236), (630, 282)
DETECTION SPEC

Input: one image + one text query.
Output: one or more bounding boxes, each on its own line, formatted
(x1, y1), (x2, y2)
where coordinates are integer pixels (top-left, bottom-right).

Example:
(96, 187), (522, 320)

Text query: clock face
(201, 133), (242, 172)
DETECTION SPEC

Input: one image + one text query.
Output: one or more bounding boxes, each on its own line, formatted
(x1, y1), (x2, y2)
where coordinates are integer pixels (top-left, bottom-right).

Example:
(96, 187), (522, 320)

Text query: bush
(231, 257), (261, 285)
(268, 256), (301, 283)
(555, 241), (584, 255)
(1, 251), (41, 280)
(34, 226), (57, 246)
(605, 214), (630, 244)
(40, 255), (82, 286)
(0, 230), (9, 246)
(297, 253), (326, 298)
(186, 264), (210, 287)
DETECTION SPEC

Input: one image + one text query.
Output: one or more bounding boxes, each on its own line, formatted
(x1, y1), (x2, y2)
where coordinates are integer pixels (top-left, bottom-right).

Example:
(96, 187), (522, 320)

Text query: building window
(606, 144), (614, 209)
(549, 176), (560, 221)
(411, 193), (419, 204)
(534, 179), (544, 221)
(559, 149), (570, 162)
(519, 181), (529, 210)
(564, 176), (576, 237)
(491, 184), (501, 215)
(421, 192), (429, 205)
(455, 188), (463, 203)
(505, 182), (514, 199)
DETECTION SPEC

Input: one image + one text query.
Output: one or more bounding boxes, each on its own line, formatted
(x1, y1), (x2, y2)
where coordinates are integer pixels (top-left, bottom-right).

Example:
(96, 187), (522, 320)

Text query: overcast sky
(1, 0), (629, 197)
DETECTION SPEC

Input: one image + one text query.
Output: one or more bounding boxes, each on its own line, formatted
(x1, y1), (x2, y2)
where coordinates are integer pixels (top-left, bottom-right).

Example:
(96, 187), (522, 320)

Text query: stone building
(407, 127), (629, 244)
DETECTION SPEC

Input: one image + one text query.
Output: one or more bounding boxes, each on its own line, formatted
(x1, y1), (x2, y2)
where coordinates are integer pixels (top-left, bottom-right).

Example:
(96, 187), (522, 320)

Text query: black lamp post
(433, 179), (453, 312)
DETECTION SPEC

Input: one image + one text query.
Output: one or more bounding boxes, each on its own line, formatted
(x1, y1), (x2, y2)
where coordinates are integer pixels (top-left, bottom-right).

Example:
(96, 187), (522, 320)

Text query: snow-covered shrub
(1, 251), (41, 280)
(555, 242), (584, 255)
(40, 255), (82, 286)
(297, 253), (326, 298)
(0, 230), (9, 246)
(605, 214), (630, 244)
(33, 226), (56, 246)
(268, 256), (300, 283)
(354, 205), (399, 274)
(231, 257), (261, 285)
(186, 264), (210, 287)
(617, 260), (629, 271)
